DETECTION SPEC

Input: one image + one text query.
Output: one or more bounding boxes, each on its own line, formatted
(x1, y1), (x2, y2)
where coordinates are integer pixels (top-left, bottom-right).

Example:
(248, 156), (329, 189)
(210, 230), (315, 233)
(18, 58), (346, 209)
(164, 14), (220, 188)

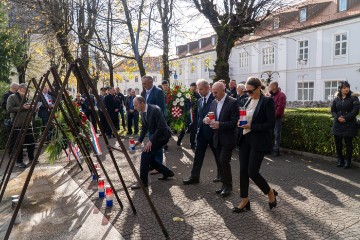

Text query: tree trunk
(136, 55), (146, 77)
(161, 22), (170, 82)
(109, 64), (114, 87)
(214, 31), (235, 83)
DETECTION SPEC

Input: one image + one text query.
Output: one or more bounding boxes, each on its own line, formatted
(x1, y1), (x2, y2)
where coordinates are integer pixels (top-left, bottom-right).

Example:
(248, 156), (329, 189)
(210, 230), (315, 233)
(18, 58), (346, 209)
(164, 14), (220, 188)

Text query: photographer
(7, 83), (35, 168)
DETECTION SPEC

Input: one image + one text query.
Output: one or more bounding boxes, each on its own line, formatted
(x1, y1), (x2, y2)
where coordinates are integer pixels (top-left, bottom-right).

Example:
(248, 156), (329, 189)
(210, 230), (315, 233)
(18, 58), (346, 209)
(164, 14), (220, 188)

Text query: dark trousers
(190, 134), (220, 179)
(89, 110), (98, 133)
(9, 128), (35, 163)
(239, 133), (270, 198)
(99, 111), (108, 134)
(334, 135), (353, 161)
(215, 144), (234, 187)
(127, 111), (139, 134)
(39, 114), (52, 141)
(107, 111), (119, 135)
(119, 108), (126, 129)
(140, 146), (172, 185)
(189, 119), (198, 147)
(273, 117), (282, 152)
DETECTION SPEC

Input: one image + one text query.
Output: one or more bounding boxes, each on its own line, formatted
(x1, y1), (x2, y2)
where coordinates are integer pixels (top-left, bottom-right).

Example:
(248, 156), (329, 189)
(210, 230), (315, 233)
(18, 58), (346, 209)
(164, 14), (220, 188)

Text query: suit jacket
(138, 104), (171, 149)
(209, 95), (238, 148)
(125, 95), (138, 113)
(141, 86), (165, 115)
(238, 95), (275, 152)
(197, 93), (215, 142)
(104, 94), (120, 114)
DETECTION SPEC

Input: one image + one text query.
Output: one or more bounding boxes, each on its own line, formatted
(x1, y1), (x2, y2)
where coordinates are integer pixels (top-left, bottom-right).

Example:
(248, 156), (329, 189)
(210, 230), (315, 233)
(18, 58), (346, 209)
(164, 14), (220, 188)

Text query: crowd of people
(1, 75), (359, 213)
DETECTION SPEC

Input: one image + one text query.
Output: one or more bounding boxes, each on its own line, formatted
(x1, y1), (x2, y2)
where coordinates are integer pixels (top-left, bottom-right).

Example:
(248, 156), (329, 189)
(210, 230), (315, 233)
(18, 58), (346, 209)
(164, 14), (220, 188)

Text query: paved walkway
(1, 134), (360, 239)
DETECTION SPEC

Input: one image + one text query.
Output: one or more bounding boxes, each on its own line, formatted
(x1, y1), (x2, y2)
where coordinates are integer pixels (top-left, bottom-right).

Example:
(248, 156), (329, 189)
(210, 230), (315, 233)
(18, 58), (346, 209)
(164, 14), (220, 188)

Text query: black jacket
(209, 95), (238, 148)
(138, 104), (171, 149)
(331, 92), (360, 137)
(197, 93), (215, 142)
(237, 95), (276, 152)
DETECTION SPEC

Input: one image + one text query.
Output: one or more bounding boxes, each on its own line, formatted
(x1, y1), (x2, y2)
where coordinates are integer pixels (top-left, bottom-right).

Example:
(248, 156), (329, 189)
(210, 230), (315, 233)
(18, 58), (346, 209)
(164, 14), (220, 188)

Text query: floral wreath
(165, 83), (191, 132)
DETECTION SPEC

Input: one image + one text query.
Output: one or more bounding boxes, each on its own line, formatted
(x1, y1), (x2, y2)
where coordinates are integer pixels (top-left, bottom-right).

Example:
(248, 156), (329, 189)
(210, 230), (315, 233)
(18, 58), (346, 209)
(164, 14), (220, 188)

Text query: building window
(273, 17), (280, 29)
(334, 33), (347, 56)
(179, 65), (183, 75)
(198, 40), (202, 49)
(339, 0), (347, 12)
(135, 88), (140, 95)
(299, 8), (307, 22)
(297, 81), (314, 101)
(262, 47), (274, 65)
(324, 81), (340, 101)
(239, 52), (249, 68)
(153, 76), (157, 82)
(211, 36), (216, 46)
(298, 40), (309, 61)
(135, 76), (138, 82)
(190, 61), (196, 74)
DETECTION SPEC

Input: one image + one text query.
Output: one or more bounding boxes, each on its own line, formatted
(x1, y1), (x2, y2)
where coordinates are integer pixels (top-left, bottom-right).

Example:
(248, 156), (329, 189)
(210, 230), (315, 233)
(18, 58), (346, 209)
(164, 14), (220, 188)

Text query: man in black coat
(206, 81), (238, 197)
(183, 79), (221, 185)
(104, 87), (120, 137)
(1, 83), (19, 133)
(130, 96), (174, 189)
(115, 87), (126, 130)
(125, 88), (139, 135)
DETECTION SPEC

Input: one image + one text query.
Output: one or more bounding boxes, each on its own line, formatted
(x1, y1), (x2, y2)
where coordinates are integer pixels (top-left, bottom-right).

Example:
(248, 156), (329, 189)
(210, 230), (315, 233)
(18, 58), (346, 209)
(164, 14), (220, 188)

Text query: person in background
(162, 80), (170, 93)
(236, 84), (248, 107)
(228, 79), (238, 98)
(182, 79), (220, 185)
(86, 89), (98, 133)
(1, 83), (19, 133)
(331, 81), (359, 169)
(233, 77), (278, 213)
(38, 86), (55, 141)
(125, 88), (139, 135)
(267, 81), (286, 157)
(104, 87), (120, 138)
(7, 83), (36, 168)
(188, 82), (201, 149)
(141, 76), (166, 171)
(115, 87), (126, 131)
(98, 87), (109, 135)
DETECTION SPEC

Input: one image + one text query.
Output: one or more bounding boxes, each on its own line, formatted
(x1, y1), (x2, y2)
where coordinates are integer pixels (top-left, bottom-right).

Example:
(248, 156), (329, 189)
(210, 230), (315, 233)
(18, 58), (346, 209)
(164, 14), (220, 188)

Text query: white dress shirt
(216, 95), (227, 120)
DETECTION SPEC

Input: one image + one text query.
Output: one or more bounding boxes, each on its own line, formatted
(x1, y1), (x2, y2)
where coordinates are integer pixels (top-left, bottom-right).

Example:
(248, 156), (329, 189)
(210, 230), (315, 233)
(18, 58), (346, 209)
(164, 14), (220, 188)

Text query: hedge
(282, 108), (360, 161)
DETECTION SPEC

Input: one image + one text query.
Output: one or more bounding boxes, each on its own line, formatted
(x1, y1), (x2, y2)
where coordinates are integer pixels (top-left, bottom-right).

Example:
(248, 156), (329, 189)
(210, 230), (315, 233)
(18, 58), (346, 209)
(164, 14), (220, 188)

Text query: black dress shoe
(130, 183), (148, 190)
(273, 151), (280, 157)
(215, 186), (224, 194)
(164, 144), (169, 150)
(213, 177), (221, 183)
(183, 178), (199, 185)
(232, 201), (251, 213)
(269, 189), (279, 210)
(220, 187), (232, 197)
(158, 171), (174, 180)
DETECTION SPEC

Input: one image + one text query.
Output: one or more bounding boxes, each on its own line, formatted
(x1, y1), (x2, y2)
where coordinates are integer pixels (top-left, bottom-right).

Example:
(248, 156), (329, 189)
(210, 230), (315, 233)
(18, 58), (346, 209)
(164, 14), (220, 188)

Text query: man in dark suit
(125, 88), (139, 135)
(130, 96), (174, 189)
(98, 87), (109, 135)
(38, 86), (55, 141)
(104, 87), (120, 137)
(141, 75), (166, 167)
(205, 81), (238, 197)
(115, 87), (126, 131)
(183, 79), (221, 185)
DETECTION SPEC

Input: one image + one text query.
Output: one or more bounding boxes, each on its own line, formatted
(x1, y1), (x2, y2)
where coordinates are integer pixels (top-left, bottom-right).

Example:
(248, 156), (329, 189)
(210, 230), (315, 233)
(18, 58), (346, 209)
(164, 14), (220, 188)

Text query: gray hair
(10, 83), (19, 89)
(196, 79), (209, 88)
(134, 96), (146, 104)
(142, 76), (153, 82)
(237, 84), (246, 90)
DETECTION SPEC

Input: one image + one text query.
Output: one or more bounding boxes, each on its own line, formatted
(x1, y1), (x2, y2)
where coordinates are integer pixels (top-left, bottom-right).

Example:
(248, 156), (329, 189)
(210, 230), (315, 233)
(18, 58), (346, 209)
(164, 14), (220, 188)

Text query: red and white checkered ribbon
(172, 106), (182, 118)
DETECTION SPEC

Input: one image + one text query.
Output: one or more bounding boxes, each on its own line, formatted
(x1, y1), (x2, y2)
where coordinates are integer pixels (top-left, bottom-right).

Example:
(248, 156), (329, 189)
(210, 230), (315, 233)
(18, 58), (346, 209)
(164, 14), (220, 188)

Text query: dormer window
(339, 0), (347, 12)
(198, 40), (202, 49)
(187, 44), (190, 52)
(299, 8), (307, 22)
(176, 47), (179, 55)
(273, 17), (280, 29)
(211, 36), (216, 46)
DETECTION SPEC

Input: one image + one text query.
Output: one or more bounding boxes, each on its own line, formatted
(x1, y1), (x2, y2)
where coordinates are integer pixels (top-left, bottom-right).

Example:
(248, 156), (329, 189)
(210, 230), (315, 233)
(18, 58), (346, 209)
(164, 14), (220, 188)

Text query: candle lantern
(105, 185), (113, 207)
(98, 178), (105, 198)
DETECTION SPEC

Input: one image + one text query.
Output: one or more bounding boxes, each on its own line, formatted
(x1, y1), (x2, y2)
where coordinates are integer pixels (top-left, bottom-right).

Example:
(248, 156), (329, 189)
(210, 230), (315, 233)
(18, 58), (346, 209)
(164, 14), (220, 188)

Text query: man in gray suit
(130, 96), (174, 189)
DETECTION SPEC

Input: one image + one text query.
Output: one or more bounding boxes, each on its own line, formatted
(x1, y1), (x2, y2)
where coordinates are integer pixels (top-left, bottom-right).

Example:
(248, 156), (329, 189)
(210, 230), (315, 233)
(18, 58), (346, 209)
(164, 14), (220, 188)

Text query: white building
(170, 0), (360, 101)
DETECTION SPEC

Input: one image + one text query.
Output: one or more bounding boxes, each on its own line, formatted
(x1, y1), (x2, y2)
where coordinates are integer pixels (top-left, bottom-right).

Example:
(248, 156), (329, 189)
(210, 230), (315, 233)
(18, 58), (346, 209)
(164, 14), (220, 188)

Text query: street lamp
(261, 71), (280, 86)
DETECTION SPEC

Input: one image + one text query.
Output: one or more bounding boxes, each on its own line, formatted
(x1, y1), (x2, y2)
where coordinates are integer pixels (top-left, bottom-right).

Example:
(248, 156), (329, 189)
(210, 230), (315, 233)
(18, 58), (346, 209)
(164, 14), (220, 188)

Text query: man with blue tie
(130, 96), (174, 189)
(183, 79), (221, 185)
(141, 76), (167, 169)
(125, 88), (139, 135)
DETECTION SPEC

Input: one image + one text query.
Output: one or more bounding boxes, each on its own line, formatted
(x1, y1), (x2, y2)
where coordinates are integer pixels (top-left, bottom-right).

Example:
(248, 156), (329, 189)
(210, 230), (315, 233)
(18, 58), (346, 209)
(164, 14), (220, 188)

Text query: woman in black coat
(331, 81), (359, 169)
(232, 77), (278, 213)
